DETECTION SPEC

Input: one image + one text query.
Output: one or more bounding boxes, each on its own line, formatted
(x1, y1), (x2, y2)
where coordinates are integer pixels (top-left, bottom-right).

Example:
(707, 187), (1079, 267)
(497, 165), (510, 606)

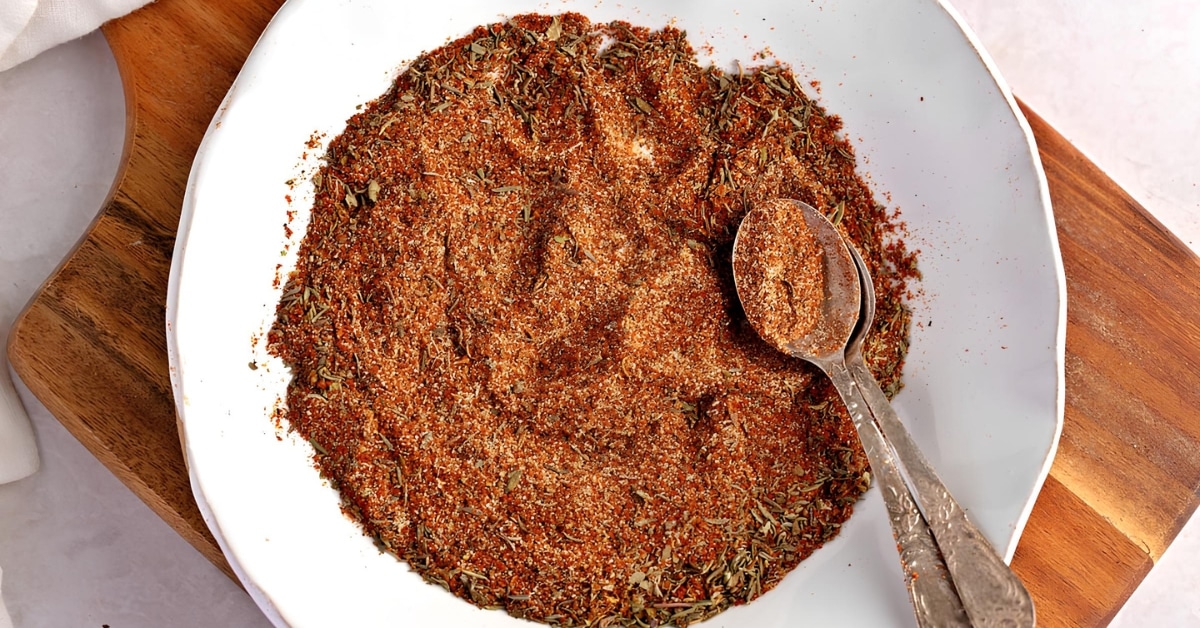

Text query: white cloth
(0, 0), (150, 72)
(0, 564), (11, 628)
(0, 368), (36, 485)
(0, 369), (37, 628)
(0, 383), (25, 623)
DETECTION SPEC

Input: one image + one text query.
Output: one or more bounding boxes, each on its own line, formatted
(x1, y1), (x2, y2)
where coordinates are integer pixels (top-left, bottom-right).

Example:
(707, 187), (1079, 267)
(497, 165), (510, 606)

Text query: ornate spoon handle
(822, 359), (971, 628)
(849, 358), (1036, 628)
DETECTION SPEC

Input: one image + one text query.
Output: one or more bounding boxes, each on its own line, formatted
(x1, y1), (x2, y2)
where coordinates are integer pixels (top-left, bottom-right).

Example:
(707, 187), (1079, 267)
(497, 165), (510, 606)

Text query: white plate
(167, 0), (1065, 625)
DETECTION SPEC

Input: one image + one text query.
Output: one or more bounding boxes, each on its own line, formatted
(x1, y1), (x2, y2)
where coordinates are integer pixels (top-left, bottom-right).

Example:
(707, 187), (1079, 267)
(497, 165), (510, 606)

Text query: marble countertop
(1, 1), (1196, 626)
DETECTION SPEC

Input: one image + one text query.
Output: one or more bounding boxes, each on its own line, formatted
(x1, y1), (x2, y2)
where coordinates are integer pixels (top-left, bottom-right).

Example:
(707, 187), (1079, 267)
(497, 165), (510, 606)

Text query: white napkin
(0, 374), (27, 628)
(0, 369), (37, 628)
(0, 0), (150, 72)
(0, 564), (11, 628)
(0, 367), (37, 485)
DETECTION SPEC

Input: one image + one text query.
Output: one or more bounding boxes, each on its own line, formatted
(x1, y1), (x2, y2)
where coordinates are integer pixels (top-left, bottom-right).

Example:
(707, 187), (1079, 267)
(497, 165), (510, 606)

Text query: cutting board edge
(6, 304), (236, 581)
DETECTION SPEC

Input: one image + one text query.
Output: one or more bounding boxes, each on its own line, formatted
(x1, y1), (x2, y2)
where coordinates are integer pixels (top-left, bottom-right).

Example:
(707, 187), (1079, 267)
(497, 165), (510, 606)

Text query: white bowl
(167, 0), (1065, 625)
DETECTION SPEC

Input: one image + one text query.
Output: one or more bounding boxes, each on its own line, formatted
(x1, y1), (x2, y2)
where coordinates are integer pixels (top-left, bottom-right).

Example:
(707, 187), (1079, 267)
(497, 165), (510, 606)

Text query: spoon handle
(848, 357), (1037, 628)
(823, 360), (971, 628)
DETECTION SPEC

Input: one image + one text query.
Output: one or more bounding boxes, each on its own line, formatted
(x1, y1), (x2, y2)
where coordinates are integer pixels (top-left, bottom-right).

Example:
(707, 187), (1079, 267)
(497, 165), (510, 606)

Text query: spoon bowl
(731, 198), (860, 361)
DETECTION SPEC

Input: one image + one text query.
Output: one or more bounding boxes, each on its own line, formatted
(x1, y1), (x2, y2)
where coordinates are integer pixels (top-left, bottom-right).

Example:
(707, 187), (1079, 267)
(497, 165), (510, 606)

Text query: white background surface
(0, 1), (1196, 626)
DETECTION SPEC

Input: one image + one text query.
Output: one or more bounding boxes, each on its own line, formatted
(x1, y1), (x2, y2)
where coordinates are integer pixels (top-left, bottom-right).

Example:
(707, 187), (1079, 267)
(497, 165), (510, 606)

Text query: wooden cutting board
(8, 1), (1200, 625)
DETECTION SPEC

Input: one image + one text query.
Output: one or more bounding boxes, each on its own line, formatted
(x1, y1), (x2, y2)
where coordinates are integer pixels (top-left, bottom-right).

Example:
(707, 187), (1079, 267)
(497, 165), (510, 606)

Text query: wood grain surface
(7, 0), (1200, 624)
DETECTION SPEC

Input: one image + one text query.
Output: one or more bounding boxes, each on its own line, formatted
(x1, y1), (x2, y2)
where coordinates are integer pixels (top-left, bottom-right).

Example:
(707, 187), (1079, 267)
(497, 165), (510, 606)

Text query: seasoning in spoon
(733, 199), (860, 358)
(734, 199), (826, 348)
(269, 12), (918, 626)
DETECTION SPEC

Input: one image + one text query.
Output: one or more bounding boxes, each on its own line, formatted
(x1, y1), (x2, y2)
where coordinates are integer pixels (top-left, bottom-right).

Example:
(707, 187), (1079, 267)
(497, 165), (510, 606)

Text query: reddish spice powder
(269, 13), (916, 626)
(733, 198), (829, 352)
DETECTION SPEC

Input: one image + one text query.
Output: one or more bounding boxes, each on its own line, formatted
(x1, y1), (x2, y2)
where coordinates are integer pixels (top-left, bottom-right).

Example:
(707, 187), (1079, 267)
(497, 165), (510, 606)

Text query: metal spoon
(843, 240), (969, 627)
(731, 198), (1034, 627)
(731, 198), (966, 627)
(843, 237), (1036, 627)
